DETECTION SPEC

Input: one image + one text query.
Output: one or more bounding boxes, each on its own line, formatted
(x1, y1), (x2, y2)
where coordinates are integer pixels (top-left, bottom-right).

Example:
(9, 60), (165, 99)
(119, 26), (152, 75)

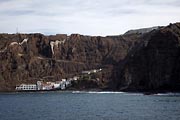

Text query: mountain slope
(0, 32), (141, 91)
(0, 22), (180, 92)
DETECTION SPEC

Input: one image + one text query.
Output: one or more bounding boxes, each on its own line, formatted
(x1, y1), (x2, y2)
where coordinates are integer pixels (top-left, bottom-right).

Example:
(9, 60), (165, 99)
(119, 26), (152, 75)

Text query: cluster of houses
(15, 79), (74, 91)
(15, 68), (102, 91)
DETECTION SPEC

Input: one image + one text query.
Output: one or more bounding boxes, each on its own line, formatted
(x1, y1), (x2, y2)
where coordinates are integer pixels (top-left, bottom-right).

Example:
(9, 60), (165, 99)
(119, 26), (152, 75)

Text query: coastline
(1, 89), (180, 96)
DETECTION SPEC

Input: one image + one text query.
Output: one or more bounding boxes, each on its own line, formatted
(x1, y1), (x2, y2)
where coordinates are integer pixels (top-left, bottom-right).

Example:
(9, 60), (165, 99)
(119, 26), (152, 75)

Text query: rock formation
(113, 23), (180, 92)
(0, 22), (180, 92)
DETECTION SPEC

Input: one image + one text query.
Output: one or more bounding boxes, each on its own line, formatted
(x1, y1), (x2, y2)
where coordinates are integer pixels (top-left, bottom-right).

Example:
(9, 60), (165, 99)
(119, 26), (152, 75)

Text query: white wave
(72, 91), (125, 94)
(154, 93), (180, 96)
(72, 91), (144, 95)
(124, 93), (143, 96)
(72, 91), (83, 93)
(88, 91), (125, 94)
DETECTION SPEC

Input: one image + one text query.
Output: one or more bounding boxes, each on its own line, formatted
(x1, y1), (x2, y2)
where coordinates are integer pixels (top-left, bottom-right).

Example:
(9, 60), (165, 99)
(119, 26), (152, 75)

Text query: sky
(0, 0), (180, 36)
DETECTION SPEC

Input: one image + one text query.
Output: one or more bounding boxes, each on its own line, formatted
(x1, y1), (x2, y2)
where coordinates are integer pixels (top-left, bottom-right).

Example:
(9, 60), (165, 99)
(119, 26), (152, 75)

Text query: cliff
(0, 22), (180, 92)
(0, 32), (140, 91)
(113, 23), (180, 92)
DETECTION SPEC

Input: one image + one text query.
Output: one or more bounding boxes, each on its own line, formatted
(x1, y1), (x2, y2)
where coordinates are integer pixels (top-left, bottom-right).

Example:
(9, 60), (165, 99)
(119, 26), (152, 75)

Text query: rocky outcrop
(113, 23), (180, 92)
(0, 22), (180, 92)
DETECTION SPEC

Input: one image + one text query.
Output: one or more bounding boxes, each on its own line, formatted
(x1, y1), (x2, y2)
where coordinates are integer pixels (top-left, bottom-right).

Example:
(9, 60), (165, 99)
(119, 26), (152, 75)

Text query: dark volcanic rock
(113, 23), (180, 92)
(1, 22), (180, 92)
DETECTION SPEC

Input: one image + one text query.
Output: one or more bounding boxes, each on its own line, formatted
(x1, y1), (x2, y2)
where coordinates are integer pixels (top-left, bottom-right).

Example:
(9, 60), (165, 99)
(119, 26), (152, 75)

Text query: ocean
(0, 91), (180, 120)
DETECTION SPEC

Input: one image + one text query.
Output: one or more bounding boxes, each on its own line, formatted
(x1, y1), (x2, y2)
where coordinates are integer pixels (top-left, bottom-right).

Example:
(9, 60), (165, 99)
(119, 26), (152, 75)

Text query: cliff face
(113, 23), (180, 92)
(0, 32), (140, 91)
(0, 23), (180, 92)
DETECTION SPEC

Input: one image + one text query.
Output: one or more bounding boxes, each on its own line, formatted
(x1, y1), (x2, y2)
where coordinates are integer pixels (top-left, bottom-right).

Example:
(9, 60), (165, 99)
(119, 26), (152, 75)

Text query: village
(15, 68), (102, 91)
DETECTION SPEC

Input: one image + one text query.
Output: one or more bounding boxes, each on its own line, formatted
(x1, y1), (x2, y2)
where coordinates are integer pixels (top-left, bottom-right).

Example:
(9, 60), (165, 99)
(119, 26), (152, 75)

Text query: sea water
(0, 91), (180, 120)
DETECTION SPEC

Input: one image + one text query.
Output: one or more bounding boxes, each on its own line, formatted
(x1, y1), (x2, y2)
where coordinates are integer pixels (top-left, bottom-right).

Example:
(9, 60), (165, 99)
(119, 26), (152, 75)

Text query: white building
(65, 80), (71, 87)
(16, 84), (37, 91)
(60, 83), (66, 90)
(54, 83), (61, 89)
(37, 81), (42, 90)
(16, 79), (72, 91)
(73, 76), (79, 81)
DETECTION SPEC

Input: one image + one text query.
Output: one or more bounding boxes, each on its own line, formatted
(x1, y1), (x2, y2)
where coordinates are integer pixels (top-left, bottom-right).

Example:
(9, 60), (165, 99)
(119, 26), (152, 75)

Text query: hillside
(0, 22), (180, 92)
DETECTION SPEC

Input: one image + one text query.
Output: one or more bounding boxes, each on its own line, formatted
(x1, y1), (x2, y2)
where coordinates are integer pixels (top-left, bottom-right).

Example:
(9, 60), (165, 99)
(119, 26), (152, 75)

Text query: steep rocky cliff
(0, 22), (180, 92)
(113, 23), (180, 92)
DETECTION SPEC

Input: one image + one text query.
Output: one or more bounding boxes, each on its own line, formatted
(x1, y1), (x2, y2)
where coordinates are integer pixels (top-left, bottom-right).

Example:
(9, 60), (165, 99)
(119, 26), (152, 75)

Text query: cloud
(0, 10), (35, 16)
(0, 0), (180, 36)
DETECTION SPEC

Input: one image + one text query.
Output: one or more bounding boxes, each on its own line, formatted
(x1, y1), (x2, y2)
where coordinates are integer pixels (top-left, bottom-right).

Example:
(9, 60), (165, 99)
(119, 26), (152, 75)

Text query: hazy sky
(0, 0), (180, 36)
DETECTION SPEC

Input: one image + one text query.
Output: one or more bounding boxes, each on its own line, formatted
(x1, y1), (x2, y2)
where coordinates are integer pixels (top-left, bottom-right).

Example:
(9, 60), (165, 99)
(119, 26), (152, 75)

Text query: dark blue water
(0, 91), (180, 120)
